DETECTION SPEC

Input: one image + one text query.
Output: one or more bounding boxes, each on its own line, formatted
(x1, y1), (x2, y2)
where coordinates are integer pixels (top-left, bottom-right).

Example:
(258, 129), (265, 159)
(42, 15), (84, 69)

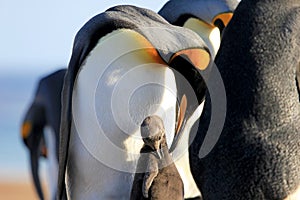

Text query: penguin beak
(153, 141), (163, 159)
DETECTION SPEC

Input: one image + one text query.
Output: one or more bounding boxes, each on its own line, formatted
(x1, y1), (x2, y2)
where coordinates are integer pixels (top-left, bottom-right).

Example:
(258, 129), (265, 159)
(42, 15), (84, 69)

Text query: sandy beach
(0, 180), (48, 200)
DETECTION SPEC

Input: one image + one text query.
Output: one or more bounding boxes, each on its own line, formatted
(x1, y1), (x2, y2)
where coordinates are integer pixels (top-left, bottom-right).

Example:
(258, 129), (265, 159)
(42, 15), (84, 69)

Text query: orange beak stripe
(170, 48), (210, 70)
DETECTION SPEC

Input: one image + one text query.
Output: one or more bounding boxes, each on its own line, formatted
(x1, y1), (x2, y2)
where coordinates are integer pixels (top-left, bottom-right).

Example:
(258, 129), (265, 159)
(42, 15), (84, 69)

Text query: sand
(0, 181), (48, 200)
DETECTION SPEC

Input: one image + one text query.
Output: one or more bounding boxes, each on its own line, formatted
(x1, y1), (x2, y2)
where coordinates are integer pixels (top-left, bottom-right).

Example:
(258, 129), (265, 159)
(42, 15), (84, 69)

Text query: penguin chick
(130, 115), (184, 200)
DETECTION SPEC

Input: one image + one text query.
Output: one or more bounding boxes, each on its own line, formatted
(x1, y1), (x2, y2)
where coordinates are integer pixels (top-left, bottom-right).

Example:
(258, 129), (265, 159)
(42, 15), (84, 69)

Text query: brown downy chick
(130, 115), (184, 200)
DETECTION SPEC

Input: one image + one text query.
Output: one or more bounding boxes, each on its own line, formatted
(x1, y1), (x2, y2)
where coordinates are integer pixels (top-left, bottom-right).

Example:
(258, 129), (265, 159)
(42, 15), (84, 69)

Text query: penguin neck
(223, 59), (300, 126)
(160, 136), (168, 149)
(221, 57), (300, 130)
(159, 137), (174, 167)
(140, 138), (175, 169)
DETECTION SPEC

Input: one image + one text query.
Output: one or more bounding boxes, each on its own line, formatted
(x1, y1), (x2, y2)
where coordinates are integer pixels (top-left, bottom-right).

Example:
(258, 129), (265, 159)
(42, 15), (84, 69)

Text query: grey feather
(159, 0), (239, 25)
(190, 0), (300, 199)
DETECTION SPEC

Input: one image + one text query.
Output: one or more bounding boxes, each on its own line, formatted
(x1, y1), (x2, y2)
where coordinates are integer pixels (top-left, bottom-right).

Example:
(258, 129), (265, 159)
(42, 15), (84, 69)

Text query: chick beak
(153, 141), (163, 159)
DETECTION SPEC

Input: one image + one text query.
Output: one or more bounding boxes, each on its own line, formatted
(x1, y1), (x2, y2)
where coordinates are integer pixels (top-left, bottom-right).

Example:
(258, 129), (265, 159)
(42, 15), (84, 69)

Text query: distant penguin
(190, 0), (300, 199)
(130, 115), (184, 200)
(159, 0), (239, 58)
(21, 69), (66, 200)
(57, 5), (211, 200)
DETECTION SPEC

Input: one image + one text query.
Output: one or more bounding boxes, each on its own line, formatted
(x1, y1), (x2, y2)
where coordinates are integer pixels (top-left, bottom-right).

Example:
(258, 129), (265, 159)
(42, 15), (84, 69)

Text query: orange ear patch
(143, 47), (165, 65)
(125, 30), (166, 65)
(213, 12), (233, 27)
(21, 121), (32, 139)
(136, 36), (164, 64)
(170, 48), (210, 70)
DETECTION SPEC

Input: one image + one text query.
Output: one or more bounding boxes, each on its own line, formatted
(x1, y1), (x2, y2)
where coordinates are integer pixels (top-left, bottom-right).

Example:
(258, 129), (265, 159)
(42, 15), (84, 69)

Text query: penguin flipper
(29, 132), (45, 200)
(57, 68), (72, 200)
(21, 103), (46, 200)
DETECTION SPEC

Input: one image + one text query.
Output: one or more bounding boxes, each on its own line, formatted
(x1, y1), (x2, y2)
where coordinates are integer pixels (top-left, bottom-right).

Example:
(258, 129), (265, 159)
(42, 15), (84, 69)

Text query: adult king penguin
(190, 0), (300, 199)
(159, 0), (239, 58)
(58, 5), (212, 200)
(21, 69), (66, 200)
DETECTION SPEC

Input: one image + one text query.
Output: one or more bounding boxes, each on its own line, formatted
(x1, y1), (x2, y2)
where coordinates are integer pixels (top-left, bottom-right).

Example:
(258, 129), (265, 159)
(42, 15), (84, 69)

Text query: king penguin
(57, 5), (212, 200)
(21, 68), (66, 200)
(190, 0), (300, 199)
(159, 0), (239, 58)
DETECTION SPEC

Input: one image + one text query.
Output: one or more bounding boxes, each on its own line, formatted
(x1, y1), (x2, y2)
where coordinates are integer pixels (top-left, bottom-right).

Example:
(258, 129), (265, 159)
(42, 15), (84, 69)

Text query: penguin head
(21, 103), (46, 151)
(159, 0), (239, 57)
(141, 115), (166, 158)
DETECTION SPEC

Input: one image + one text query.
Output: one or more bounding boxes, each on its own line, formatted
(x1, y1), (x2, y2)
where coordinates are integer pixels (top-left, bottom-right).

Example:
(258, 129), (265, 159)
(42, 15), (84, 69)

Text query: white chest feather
(66, 29), (202, 199)
(44, 126), (58, 200)
(67, 30), (178, 199)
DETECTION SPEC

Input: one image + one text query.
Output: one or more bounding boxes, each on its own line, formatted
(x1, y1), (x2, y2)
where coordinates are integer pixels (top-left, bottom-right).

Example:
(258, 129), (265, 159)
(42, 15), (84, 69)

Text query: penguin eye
(157, 136), (161, 140)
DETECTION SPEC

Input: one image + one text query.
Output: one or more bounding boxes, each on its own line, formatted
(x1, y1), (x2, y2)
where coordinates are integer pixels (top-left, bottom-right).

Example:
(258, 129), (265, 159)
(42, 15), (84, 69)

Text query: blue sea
(0, 71), (50, 182)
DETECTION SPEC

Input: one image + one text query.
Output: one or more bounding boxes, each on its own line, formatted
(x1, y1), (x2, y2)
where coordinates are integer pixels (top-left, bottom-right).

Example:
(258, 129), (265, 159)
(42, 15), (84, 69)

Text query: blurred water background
(0, 1), (167, 199)
(0, 71), (41, 177)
